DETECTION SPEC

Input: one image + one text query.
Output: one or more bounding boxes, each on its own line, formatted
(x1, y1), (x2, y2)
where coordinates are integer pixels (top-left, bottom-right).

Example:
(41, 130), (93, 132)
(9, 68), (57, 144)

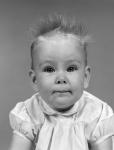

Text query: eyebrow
(39, 59), (82, 67)
(66, 59), (81, 64)
(39, 60), (55, 67)
(62, 58), (82, 66)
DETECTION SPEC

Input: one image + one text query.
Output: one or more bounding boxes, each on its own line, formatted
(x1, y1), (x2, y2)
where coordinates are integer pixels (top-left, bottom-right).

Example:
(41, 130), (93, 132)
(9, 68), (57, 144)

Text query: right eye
(43, 66), (55, 73)
(67, 65), (78, 72)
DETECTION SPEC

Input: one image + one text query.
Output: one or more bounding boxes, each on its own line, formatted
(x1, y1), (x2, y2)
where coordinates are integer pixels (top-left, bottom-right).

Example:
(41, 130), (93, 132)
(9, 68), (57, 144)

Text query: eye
(43, 66), (55, 73)
(67, 65), (78, 72)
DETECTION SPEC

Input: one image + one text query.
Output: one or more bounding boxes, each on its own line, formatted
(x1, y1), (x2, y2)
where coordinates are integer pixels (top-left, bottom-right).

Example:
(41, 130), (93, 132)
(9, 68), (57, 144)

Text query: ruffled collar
(35, 92), (86, 117)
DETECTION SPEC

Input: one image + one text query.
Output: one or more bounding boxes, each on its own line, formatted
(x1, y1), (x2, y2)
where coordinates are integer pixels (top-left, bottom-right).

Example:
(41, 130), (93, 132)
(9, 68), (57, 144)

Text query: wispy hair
(30, 14), (91, 70)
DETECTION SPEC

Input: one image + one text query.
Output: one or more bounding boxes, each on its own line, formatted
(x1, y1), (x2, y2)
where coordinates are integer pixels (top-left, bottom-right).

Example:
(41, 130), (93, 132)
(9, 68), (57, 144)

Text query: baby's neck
(54, 104), (74, 113)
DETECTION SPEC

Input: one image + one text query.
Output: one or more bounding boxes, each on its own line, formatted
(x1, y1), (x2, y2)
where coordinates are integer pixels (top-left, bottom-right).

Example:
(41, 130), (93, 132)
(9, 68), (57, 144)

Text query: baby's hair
(30, 14), (90, 70)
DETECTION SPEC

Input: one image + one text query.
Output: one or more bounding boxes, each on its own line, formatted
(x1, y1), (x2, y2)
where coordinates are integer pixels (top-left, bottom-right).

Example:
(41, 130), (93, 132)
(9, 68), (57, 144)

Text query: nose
(55, 73), (68, 84)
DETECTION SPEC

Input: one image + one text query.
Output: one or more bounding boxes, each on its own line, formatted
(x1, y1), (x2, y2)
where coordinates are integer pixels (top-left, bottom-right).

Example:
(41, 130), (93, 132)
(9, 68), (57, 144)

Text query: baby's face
(32, 33), (90, 111)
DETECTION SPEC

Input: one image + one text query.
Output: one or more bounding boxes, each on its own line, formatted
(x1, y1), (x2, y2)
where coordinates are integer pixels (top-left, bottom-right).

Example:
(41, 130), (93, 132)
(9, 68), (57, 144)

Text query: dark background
(0, 0), (114, 149)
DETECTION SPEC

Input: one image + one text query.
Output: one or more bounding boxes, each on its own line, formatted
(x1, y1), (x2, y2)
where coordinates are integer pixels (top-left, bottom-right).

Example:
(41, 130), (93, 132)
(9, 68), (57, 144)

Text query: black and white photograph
(0, 0), (114, 150)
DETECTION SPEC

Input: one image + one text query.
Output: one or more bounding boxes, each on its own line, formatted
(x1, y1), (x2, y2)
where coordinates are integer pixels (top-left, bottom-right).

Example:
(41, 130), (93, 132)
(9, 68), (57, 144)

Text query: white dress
(9, 91), (114, 150)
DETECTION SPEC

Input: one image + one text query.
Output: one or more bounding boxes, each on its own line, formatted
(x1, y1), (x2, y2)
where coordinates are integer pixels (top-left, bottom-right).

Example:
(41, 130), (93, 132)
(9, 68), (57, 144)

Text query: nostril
(55, 75), (68, 84)
(56, 79), (67, 84)
(57, 80), (61, 84)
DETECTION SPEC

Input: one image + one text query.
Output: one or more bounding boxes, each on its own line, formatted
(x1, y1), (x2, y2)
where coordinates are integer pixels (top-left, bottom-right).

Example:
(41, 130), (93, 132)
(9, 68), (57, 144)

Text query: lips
(52, 90), (72, 94)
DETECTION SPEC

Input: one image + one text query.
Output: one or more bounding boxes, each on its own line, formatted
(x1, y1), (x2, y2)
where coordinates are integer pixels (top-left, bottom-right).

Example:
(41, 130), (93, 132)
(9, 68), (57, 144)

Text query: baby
(9, 14), (114, 150)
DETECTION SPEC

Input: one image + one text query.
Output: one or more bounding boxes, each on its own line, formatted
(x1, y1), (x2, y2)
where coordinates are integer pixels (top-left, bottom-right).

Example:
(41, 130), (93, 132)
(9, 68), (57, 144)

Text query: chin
(52, 101), (74, 112)
(54, 104), (74, 112)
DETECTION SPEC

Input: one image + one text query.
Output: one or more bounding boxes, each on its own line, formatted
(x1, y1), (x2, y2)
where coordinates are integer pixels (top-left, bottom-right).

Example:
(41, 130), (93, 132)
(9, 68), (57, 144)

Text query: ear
(29, 69), (38, 92)
(29, 69), (37, 83)
(84, 65), (91, 89)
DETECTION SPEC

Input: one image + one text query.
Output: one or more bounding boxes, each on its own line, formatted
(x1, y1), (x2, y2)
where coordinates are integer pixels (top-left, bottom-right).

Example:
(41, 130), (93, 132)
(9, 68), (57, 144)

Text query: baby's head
(29, 14), (91, 112)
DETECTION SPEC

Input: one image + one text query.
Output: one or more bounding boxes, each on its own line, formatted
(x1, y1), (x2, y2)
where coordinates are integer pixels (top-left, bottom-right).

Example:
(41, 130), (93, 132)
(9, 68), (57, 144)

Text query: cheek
(37, 74), (54, 92)
(69, 73), (84, 84)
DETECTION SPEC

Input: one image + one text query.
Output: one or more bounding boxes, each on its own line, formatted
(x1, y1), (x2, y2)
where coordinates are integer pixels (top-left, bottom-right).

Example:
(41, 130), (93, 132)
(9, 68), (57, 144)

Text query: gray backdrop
(0, 0), (114, 149)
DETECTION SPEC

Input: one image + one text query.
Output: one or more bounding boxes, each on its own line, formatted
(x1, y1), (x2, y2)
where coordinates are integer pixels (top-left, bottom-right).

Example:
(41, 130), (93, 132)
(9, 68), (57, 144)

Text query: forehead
(38, 32), (81, 46)
(33, 33), (85, 63)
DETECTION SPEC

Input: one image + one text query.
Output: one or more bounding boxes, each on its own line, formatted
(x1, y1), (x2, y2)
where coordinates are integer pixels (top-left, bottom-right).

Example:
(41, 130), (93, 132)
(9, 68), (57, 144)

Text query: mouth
(52, 90), (72, 94)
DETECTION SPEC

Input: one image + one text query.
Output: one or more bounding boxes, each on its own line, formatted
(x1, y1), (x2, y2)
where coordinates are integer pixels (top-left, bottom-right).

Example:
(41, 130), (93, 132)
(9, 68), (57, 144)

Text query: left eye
(43, 66), (55, 73)
(67, 65), (78, 72)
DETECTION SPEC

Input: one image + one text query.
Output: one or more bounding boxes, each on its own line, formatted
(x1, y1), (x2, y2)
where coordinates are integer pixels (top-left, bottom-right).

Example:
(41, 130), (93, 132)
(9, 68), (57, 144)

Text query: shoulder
(79, 91), (113, 123)
(9, 93), (44, 141)
(10, 93), (44, 124)
(82, 91), (114, 144)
